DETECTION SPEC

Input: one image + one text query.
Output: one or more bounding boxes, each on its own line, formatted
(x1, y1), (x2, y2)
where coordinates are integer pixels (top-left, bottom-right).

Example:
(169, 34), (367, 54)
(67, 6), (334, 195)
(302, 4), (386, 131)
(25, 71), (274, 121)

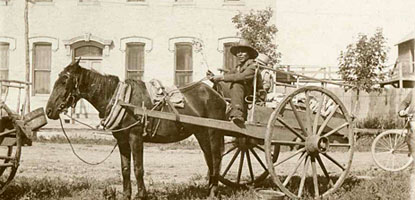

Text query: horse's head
(46, 58), (83, 119)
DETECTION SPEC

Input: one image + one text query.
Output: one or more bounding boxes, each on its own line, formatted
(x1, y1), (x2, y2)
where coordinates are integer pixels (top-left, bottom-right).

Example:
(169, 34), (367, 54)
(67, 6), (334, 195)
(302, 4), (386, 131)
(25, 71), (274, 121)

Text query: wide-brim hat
(256, 53), (271, 66)
(230, 39), (259, 59)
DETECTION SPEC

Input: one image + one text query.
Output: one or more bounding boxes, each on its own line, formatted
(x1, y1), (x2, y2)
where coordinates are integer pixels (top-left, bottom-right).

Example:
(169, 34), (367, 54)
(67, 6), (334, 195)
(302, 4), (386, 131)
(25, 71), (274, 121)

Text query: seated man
(398, 89), (415, 161)
(208, 39), (259, 124)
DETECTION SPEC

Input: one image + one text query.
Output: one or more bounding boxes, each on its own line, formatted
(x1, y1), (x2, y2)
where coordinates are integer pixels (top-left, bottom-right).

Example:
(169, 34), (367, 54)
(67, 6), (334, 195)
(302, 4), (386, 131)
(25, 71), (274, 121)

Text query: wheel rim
(371, 130), (413, 172)
(219, 136), (280, 188)
(265, 86), (354, 199)
(0, 126), (22, 194)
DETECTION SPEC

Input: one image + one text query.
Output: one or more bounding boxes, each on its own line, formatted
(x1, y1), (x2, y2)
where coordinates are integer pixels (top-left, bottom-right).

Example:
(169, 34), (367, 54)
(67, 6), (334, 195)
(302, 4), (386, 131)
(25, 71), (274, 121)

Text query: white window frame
(125, 42), (145, 80)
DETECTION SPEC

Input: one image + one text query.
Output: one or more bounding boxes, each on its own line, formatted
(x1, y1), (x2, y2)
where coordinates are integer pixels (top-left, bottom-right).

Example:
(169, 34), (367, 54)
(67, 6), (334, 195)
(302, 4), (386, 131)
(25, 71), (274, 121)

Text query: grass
(1, 169), (411, 200)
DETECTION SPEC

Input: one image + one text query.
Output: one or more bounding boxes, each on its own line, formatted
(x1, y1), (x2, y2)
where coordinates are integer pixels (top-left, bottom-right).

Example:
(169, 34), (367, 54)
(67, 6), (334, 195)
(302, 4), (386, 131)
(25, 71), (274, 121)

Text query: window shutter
(175, 43), (193, 87)
(0, 43), (9, 80)
(33, 44), (51, 94)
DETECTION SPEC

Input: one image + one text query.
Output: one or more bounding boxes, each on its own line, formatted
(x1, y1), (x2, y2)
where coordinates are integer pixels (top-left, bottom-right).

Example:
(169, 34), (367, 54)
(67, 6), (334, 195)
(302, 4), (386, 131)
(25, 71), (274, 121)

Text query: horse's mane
(78, 66), (120, 85)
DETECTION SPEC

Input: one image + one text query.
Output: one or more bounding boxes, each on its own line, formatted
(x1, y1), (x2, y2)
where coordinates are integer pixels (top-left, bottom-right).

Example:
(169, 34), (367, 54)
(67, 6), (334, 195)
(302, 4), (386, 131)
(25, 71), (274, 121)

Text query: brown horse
(45, 59), (226, 199)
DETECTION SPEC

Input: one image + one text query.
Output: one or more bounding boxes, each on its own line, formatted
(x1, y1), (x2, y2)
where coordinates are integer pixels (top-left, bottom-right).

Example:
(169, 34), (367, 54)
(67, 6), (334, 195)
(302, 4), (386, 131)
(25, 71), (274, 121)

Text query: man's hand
(399, 109), (408, 117)
(206, 70), (214, 77)
(211, 75), (224, 82)
(206, 70), (223, 82)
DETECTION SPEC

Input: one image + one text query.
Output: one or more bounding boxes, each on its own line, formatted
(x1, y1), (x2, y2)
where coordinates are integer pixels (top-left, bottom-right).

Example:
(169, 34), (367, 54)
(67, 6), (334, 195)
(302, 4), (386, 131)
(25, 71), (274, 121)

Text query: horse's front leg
(130, 127), (147, 200)
(116, 137), (132, 200)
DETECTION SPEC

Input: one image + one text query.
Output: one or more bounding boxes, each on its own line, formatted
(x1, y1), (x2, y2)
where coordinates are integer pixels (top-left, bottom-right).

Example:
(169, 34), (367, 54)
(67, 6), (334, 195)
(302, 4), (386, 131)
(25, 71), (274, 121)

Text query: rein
(58, 116), (118, 165)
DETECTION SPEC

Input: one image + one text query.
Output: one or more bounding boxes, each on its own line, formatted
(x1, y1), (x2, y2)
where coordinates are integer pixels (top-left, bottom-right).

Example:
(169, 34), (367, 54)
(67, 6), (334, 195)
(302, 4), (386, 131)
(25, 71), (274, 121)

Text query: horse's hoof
(133, 192), (147, 200)
(133, 195), (147, 200)
(121, 194), (131, 200)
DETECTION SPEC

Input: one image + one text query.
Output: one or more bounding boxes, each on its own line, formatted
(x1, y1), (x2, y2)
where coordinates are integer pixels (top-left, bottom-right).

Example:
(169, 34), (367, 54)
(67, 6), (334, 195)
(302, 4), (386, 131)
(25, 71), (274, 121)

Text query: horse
(45, 59), (226, 200)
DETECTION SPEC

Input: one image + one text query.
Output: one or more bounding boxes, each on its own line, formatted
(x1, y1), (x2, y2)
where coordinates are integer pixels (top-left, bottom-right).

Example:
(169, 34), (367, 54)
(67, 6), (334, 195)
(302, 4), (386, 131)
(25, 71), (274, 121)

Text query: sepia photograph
(0, 0), (415, 199)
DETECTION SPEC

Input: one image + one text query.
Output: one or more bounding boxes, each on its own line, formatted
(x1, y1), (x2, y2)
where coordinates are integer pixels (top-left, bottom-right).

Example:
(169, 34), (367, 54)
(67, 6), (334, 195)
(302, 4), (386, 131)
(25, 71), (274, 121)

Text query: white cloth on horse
(264, 92), (285, 108)
(145, 79), (184, 108)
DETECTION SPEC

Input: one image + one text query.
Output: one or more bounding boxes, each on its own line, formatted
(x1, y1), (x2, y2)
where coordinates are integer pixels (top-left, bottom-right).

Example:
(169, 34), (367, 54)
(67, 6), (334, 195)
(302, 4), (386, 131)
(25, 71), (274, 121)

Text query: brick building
(0, 0), (275, 112)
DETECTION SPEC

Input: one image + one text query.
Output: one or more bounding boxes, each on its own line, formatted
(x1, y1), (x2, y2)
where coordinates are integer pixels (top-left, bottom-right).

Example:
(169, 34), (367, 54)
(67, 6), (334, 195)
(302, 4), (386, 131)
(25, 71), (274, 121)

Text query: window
(0, 0), (11, 6)
(125, 43), (145, 80)
(0, 43), (9, 81)
(175, 43), (192, 87)
(33, 43), (51, 95)
(175, 0), (192, 2)
(79, 0), (99, 5)
(223, 0), (244, 6)
(127, 0), (145, 1)
(74, 45), (102, 57)
(34, 0), (53, 2)
(223, 42), (238, 71)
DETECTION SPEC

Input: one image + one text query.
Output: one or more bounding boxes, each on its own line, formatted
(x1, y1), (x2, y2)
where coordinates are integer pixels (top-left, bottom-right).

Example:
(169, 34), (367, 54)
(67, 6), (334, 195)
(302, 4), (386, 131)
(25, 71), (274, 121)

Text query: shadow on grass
(0, 170), (409, 200)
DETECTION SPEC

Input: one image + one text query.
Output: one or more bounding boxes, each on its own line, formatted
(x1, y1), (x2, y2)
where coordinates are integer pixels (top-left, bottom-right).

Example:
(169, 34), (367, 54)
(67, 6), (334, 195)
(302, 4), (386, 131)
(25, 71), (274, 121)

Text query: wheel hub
(305, 135), (330, 153)
(234, 137), (259, 150)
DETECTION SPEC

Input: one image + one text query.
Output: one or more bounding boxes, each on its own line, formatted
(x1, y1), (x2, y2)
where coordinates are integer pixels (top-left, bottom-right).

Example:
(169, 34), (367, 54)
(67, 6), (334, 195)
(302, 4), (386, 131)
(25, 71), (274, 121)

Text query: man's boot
(230, 108), (244, 125)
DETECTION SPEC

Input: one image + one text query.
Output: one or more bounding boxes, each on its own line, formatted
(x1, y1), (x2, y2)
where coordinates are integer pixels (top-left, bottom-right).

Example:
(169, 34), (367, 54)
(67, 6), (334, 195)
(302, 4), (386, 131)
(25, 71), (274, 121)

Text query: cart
(371, 115), (414, 172)
(0, 80), (47, 194)
(120, 67), (355, 199)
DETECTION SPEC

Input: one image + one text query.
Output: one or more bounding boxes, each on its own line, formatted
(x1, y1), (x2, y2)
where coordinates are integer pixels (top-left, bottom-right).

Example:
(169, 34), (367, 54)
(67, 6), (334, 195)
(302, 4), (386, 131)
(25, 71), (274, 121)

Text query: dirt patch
(17, 142), (380, 185)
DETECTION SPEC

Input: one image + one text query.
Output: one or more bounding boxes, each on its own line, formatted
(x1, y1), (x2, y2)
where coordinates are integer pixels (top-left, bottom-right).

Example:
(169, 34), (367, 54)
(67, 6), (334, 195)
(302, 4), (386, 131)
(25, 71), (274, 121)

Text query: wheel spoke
(322, 153), (345, 171)
(237, 150), (245, 184)
(245, 150), (255, 182)
(274, 148), (305, 167)
(304, 91), (312, 133)
(313, 94), (324, 135)
(255, 145), (265, 153)
(378, 137), (392, 150)
(250, 148), (268, 172)
(389, 134), (393, 149)
(222, 149), (240, 177)
(277, 116), (306, 141)
(222, 145), (237, 157)
(298, 155), (310, 198)
(375, 148), (393, 152)
(290, 100), (308, 136)
(283, 152), (307, 186)
(322, 122), (349, 138)
(330, 143), (351, 148)
(270, 140), (305, 146)
(317, 105), (339, 136)
(310, 156), (320, 198)
(316, 155), (334, 187)
(394, 137), (407, 150)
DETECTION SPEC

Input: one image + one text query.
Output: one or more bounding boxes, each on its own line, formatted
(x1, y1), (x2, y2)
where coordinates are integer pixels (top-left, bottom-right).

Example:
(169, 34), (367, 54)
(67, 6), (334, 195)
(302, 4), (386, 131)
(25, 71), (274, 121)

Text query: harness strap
(102, 82), (132, 130)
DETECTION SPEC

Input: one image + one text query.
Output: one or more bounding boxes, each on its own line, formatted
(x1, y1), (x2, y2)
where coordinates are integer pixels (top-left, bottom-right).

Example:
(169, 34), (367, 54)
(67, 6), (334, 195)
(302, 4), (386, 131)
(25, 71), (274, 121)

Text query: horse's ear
(76, 57), (81, 64)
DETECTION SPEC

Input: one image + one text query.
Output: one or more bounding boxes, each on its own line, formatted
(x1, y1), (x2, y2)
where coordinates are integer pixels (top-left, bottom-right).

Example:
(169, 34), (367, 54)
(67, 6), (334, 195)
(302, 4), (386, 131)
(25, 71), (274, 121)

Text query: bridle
(57, 71), (81, 113)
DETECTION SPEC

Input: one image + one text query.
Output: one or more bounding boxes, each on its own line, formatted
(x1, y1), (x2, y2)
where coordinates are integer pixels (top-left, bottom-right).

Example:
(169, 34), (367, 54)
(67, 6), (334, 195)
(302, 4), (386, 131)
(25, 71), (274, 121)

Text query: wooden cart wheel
(219, 136), (280, 188)
(0, 125), (22, 194)
(371, 129), (414, 172)
(264, 86), (354, 199)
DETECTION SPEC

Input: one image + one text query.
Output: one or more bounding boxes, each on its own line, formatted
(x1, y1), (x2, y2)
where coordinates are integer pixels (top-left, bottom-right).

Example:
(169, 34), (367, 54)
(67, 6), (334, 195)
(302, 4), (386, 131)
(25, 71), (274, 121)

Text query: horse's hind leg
(207, 128), (224, 197)
(130, 129), (147, 200)
(194, 132), (215, 190)
(116, 137), (132, 200)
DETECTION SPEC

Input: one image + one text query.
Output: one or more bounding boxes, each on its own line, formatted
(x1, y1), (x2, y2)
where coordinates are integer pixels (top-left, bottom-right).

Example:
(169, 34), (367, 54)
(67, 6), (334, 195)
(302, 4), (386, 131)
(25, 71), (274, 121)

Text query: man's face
(236, 49), (250, 63)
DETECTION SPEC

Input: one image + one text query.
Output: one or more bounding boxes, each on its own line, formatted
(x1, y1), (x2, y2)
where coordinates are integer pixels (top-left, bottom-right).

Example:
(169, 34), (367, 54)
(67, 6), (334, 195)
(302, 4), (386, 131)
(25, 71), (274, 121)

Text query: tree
(338, 28), (389, 95)
(232, 7), (281, 65)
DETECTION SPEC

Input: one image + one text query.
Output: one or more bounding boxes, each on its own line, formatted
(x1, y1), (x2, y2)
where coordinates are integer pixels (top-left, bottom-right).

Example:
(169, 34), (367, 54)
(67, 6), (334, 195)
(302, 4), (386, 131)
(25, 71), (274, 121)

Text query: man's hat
(230, 39), (259, 59)
(256, 53), (271, 66)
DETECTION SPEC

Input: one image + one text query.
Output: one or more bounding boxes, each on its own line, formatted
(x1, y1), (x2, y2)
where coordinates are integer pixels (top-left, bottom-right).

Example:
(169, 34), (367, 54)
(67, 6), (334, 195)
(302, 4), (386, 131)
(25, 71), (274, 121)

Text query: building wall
(0, 0), (275, 112)
(397, 40), (414, 74)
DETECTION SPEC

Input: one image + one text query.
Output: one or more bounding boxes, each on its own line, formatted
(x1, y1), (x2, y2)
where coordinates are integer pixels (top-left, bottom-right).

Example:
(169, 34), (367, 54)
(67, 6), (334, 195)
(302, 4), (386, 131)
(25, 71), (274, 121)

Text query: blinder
(57, 71), (81, 112)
